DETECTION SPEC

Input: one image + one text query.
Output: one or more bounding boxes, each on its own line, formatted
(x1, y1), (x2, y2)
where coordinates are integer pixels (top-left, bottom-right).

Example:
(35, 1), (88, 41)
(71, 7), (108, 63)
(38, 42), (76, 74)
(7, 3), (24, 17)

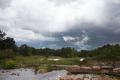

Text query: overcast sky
(0, 0), (120, 50)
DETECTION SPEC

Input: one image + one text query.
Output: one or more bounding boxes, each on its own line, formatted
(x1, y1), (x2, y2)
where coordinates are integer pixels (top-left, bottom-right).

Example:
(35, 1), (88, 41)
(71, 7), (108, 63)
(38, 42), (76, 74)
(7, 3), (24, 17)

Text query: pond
(0, 68), (67, 80)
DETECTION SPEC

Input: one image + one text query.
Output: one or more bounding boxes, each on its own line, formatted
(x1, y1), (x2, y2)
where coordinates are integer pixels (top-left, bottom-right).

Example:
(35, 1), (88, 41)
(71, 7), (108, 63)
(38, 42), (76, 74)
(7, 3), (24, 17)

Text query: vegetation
(2, 60), (16, 69)
(0, 30), (120, 69)
(15, 56), (80, 66)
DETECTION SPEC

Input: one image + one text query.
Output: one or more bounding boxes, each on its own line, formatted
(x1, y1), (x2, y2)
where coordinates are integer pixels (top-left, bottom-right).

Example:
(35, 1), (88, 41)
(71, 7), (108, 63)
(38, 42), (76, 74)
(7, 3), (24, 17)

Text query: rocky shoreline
(60, 65), (120, 80)
(66, 65), (120, 74)
(60, 74), (118, 80)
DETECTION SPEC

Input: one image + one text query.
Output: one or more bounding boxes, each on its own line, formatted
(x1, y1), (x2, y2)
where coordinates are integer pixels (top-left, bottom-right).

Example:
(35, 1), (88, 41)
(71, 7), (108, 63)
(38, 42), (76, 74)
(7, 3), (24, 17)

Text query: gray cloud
(0, 0), (120, 50)
(0, 0), (11, 9)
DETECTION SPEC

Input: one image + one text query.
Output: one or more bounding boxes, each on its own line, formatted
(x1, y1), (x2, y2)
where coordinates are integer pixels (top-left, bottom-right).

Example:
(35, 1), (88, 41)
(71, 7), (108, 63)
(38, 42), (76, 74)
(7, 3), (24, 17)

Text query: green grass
(14, 56), (81, 72)
(15, 56), (81, 66)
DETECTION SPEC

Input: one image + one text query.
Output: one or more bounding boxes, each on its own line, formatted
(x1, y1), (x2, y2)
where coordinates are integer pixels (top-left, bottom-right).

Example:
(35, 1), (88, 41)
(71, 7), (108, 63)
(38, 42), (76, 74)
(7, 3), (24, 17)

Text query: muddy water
(0, 69), (67, 80)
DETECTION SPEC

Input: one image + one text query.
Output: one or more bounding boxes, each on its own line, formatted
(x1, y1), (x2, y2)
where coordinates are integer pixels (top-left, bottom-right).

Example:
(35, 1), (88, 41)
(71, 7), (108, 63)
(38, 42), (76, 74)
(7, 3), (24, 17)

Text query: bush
(0, 51), (4, 60)
(0, 49), (15, 60)
(19, 45), (32, 56)
(3, 60), (16, 69)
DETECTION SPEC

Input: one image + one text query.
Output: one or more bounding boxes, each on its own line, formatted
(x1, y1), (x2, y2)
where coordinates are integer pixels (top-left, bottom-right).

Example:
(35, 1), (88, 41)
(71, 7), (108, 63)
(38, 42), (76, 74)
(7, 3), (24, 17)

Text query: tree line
(0, 30), (120, 61)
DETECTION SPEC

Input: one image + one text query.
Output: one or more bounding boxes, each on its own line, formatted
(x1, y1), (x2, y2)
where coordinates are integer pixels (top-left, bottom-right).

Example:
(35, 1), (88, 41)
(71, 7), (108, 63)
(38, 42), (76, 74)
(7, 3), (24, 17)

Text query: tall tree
(0, 30), (6, 40)
(0, 30), (17, 51)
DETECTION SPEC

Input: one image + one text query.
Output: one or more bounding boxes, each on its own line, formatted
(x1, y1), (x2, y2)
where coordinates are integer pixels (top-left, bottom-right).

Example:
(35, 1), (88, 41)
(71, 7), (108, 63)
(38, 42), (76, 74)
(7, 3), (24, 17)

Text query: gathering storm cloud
(0, 0), (120, 50)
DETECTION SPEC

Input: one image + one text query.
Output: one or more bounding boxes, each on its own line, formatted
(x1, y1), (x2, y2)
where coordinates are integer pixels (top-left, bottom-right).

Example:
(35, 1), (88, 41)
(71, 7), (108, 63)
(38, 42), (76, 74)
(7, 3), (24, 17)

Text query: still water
(0, 68), (67, 80)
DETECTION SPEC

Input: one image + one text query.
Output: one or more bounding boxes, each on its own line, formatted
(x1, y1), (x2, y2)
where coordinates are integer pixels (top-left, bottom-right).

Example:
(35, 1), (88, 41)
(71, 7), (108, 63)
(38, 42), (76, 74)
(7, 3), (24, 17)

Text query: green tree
(0, 30), (17, 51)
(19, 44), (32, 56)
(60, 47), (76, 58)
(0, 49), (15, 60)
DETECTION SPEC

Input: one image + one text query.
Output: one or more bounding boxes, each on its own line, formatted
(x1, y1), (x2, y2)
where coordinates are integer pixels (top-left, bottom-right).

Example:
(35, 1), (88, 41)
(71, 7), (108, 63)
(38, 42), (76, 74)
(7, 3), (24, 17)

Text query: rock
(113, 68), (120, 73)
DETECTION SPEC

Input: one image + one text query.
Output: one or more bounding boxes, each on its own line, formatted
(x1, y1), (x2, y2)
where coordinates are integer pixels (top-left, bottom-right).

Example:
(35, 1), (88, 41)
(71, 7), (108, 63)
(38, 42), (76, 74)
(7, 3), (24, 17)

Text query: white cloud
(6, 28), (56, 41)
(74, 34), (89, 46)
(63, 36), (77, 42)
(0, 0), (120, 49)
(74, 31), (90, 50)
(62, 31), (90, 50)
(1, 0), (107, 34)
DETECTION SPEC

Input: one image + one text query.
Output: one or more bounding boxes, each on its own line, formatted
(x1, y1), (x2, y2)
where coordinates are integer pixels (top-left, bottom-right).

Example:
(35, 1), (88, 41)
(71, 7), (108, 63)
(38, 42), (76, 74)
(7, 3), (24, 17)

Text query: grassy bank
(0, 55), (87, 70)
(14, 56), (80, 69)
(14, 56), (80, 67)
(6, 56), (80, 72)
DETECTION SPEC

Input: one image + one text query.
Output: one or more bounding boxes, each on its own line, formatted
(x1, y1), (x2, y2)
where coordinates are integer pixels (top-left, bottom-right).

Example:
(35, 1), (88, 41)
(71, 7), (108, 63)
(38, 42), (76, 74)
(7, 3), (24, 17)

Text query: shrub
(3, 60), (16, 69)
(0, 49), (15, 60)
(0, 51), (4, 60)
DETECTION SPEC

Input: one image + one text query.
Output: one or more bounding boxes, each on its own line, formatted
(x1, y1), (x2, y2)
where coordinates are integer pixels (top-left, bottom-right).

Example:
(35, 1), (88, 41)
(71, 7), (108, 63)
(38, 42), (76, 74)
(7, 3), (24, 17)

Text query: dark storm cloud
(63, 20), (120, 50)
(86, 27), (120, 49)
